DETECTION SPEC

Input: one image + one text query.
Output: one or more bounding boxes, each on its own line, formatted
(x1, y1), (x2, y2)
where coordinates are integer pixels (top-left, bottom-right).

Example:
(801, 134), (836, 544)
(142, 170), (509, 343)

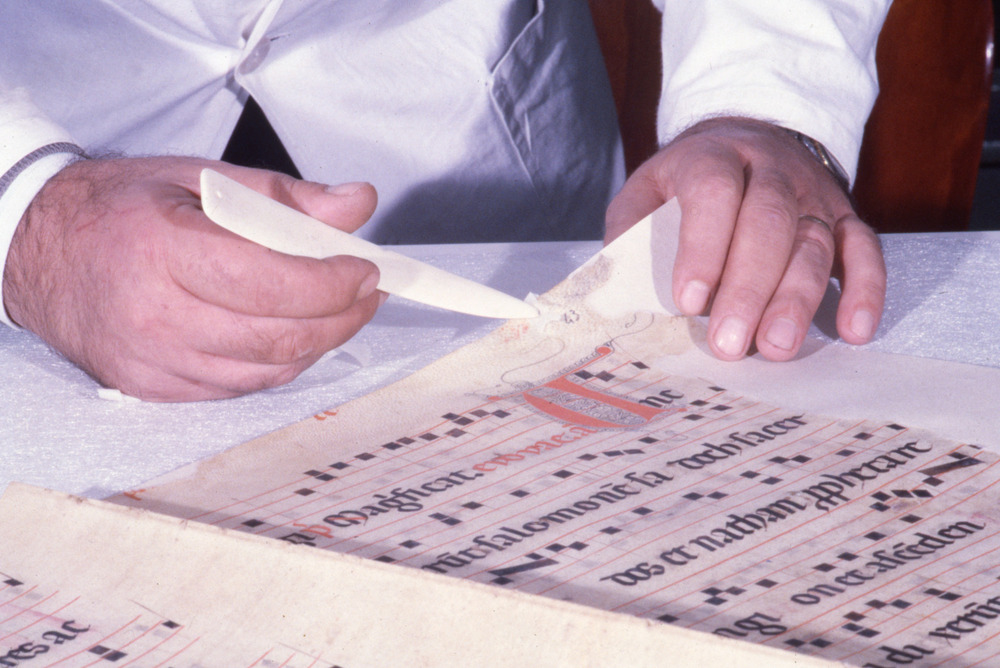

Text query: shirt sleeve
(649, 0), (892, 183)
(0, 88), (85, 328)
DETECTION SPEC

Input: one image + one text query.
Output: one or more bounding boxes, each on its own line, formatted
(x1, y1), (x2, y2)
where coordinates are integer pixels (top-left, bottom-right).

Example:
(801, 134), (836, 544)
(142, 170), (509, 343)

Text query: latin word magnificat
(322, 470), (485, 528)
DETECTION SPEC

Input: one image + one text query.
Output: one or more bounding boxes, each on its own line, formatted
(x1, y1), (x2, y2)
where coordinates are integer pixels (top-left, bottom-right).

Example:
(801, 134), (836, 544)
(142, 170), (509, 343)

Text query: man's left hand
(605, 116), (886, 361)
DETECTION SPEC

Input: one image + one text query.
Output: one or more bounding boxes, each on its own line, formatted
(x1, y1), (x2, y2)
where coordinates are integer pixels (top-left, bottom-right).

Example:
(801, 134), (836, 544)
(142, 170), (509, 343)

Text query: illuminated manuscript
(0, 202), (976, 668)
(0, 484), (832, 666)
(99, 203), (1000, 667)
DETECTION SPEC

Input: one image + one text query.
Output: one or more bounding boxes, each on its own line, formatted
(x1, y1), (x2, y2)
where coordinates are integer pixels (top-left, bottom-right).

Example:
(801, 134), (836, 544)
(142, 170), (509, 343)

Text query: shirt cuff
(659, 86), (866, 185)
(655, 0), (890, 185)
(0, 145), (86, 328)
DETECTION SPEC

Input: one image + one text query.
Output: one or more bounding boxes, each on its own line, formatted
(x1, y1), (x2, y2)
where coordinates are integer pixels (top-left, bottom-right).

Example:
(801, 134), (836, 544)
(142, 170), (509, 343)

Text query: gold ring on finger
(798, 214), (834, 233)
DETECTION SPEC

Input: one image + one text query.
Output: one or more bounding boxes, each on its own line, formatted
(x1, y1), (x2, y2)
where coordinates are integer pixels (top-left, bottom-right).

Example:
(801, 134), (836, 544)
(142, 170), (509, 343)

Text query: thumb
(214, 164), (379, 234)
(288, 180), (378, 234)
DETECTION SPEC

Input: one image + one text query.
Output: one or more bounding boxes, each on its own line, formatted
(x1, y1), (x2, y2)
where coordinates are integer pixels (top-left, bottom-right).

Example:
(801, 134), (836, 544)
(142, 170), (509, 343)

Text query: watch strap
(783, 129), (851, 193)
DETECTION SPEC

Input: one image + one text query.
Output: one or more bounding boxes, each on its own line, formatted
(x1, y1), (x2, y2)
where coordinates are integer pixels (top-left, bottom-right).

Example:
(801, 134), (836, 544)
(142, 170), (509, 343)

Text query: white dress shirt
(0, 0), (890, 325)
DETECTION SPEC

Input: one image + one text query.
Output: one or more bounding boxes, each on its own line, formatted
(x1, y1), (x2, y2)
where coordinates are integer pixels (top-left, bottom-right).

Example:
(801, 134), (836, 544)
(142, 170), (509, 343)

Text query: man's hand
(3, 156), (383, 401)
(606, 117), (886, 361)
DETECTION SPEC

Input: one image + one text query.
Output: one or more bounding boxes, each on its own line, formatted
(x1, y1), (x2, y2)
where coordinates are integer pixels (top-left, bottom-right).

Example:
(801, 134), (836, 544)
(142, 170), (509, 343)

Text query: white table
(2, 233), (998, 498)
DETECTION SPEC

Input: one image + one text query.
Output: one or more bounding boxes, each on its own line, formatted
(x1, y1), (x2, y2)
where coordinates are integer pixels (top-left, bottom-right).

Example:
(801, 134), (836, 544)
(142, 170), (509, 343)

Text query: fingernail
(326, 182), (366, 197)
(356, 271), (380, 300)
(850, 309), (876, 341)
(678, 280), (710, 314)
(765, 317), (798, 351)
(714, 316), (749, 357)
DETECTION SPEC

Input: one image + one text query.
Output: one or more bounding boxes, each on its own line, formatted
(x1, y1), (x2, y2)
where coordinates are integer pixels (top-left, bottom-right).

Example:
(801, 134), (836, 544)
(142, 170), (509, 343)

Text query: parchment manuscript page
(1, 483), (832, 667)
(98, 203), (1000, 667)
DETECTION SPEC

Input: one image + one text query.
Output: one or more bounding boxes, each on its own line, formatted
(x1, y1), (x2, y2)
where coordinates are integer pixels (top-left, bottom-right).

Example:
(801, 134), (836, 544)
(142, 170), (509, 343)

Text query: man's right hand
(2, 156), (383, 401)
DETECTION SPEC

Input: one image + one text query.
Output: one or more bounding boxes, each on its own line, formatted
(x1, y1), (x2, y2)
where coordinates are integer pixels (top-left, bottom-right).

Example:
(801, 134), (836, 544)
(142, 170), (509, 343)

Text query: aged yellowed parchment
(0, 483), (837, 667)
(1, 202), (996, 666)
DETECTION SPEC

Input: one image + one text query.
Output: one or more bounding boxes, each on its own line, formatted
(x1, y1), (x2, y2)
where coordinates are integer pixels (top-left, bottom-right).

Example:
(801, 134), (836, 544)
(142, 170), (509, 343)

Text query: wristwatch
(783, 129), (851, 193)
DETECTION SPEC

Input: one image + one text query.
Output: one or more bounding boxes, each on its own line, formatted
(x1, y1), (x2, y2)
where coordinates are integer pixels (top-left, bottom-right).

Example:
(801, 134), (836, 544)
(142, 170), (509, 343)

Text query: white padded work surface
(1, 233), (997, 497)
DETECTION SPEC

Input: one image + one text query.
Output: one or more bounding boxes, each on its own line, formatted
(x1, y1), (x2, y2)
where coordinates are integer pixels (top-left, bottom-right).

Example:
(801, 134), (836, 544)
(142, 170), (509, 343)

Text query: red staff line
(631, 426), (926, 618)
(477, 402), (800, 584)
(209, 399), (549, 527)
(816, 527), (1000, 662)
(365, 396), (766, 567)
(232, 370), (721, 544)
(120, 618), (186, 667)
(680, 451), (1000, 656)
(633, 430), (968, 620)
(246, 413), (543, 529)
(698, 454), (992, 635)
(349, 425), (633, 555)
(380, 394), (751, 563)
(0, 583), (42, 631)
(149, 635), (201, 668)
(57, 614), (143, 668)
(523, 416), (857, 596)
(558, 418), (865, 611)
(187, 393), (511, 521)
(0, 589), (64, 643)
(820, 463), (1000, 663)
(842, 529), (1000, 667)
(192, 356), (678, 524)
(247, 361), (668, 527)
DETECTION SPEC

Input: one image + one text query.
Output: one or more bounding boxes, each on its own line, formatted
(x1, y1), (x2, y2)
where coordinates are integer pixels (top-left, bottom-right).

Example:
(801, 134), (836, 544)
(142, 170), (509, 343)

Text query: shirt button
(238, 38), (271, 75)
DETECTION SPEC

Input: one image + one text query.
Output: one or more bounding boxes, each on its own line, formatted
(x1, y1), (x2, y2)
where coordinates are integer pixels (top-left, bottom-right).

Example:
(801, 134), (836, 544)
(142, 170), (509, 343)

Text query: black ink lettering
(872, 644), (934, 664)
(801, 480), (853, 511)
(659, 545), (698, 566)
(791, 583), (845, 606)
(599, 562), (665, 586)
(323, 510), (367, 528)
(539, 508), (585, 524)
(714, 612), (787, 638)
(834, 569), (877, 587)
